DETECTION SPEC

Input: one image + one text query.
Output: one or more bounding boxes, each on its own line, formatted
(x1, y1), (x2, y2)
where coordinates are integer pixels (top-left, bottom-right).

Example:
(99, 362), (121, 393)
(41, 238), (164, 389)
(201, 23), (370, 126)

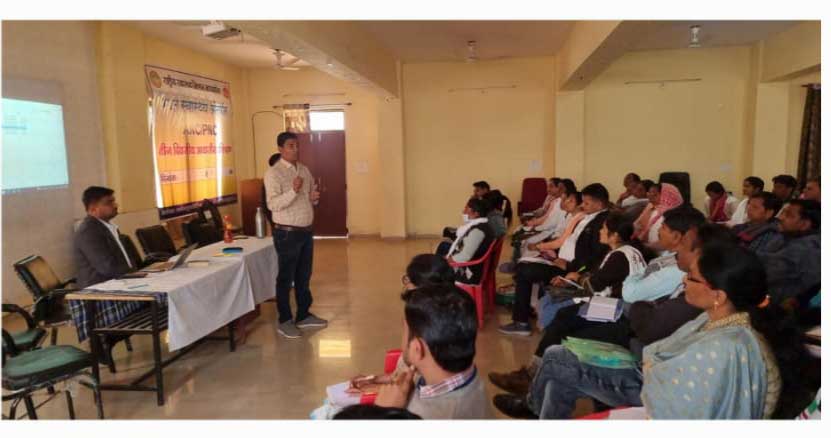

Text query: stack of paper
(578, 296), (623, 322)
(325, 381), (362, 408)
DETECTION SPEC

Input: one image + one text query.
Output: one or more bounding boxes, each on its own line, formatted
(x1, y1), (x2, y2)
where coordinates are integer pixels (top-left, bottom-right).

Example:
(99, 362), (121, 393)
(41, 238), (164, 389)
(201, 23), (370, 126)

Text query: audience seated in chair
(436, 198), (494, 285)
(727, 176), (765, 227)
(702, 181), (740, 223)
(756, 199), (820, 304)
(800, 177), (820, 202)
(498, 183), (611, 337)
(536, 212), (648, 332)
(489, 209), (709, 397)
(495, 238), (800, 419)
(733, 192), (782, 253)
(616, 173), (649, 209)
(481, 189), (512, 238)
(503, 179), (575, 272)
(634, 182), (684, 250)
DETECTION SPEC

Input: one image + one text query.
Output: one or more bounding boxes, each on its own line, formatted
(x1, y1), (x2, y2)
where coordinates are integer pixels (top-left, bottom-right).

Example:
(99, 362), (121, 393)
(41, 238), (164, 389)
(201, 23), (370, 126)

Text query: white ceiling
(126, 20), (804, 71)
(627, 20), (800, 51)
(127, 21), (310, 69)
(358, 21), (575, 63)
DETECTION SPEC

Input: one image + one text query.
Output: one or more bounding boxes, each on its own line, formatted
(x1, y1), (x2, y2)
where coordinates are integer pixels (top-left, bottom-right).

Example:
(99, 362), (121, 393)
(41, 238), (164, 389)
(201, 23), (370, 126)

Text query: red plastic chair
(517, 178), (548, 216)
(448, 239), (499, 327)
(358, 349), (403, 405)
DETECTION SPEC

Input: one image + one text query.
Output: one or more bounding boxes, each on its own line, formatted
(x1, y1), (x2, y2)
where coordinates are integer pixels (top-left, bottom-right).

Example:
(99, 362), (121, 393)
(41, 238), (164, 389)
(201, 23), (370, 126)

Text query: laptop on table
(140, 243), (198, 273)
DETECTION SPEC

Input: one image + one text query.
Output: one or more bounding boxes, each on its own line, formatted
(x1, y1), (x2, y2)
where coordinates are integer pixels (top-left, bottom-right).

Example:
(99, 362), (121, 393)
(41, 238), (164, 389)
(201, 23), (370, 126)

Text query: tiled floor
(2, 237), (580, 420)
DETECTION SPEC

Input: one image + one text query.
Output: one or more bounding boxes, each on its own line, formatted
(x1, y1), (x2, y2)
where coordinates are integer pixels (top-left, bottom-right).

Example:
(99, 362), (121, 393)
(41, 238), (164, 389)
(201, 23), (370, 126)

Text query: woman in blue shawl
(641, 243), (782, 419)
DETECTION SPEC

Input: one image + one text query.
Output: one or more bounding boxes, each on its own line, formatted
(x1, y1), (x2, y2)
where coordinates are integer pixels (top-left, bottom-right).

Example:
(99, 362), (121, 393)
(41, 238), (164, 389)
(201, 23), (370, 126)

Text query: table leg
(150, 301), (165, 406)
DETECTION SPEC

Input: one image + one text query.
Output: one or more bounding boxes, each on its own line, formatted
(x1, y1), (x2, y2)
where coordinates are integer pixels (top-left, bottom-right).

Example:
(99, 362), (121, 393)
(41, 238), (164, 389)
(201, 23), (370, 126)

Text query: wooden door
(297, 131), (348, 236)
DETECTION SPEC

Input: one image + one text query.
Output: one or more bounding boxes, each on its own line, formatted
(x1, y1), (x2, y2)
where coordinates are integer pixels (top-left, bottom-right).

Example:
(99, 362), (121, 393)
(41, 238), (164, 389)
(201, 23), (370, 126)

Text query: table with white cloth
(64, 237), (278, 405)
(67, 237), (278, 351)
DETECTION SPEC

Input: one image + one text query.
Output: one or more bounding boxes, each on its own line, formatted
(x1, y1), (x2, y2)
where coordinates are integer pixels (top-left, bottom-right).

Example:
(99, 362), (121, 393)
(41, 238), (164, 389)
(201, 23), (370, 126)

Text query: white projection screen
(2, 78), (70, 193)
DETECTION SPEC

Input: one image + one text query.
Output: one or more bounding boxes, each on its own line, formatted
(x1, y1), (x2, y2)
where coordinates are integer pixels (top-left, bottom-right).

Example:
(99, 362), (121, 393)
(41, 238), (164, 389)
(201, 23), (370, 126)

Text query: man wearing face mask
(373, 284), (491, 419)
(439, 198), (494, 285)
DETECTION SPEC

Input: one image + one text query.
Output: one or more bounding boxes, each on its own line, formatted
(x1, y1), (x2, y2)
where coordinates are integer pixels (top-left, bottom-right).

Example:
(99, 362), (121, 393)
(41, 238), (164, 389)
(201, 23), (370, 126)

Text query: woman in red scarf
(634, 182), (684, 244)
(705, 181), (730, 223)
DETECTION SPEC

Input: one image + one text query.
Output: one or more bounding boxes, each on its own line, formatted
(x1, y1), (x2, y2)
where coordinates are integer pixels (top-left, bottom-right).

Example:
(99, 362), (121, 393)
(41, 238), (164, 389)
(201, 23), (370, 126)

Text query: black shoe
(493, 394), (537, 419)
(488, 367), (532, 394)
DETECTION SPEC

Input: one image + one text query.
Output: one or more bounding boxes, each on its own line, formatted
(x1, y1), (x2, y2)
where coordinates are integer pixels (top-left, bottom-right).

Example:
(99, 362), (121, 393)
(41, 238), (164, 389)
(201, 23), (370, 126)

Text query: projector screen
(2, 97), (70, 193)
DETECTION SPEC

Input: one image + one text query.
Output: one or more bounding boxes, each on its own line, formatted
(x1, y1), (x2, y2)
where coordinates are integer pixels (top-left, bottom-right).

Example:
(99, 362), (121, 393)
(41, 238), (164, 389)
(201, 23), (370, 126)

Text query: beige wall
(581, 46), (756, 208)
(402, 57), (557, 235)
(761, 21), (821, 82)
(96, 22), (253, 239)
(2, 21), (108, 303)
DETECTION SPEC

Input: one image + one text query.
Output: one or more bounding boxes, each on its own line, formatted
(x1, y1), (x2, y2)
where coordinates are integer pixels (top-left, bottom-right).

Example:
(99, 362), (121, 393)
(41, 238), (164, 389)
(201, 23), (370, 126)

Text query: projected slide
(2, 98), (70, 193)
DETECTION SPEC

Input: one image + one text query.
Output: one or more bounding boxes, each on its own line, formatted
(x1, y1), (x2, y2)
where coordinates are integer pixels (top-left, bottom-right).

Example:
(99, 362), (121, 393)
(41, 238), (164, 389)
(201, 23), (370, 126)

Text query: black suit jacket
(74, 216), (132, 288)
(566, 210), (611, 273)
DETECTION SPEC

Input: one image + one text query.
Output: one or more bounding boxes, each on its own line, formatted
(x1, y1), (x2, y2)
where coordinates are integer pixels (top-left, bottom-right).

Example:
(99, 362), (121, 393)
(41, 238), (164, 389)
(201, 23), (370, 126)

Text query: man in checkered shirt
(264, 132), (327, 339)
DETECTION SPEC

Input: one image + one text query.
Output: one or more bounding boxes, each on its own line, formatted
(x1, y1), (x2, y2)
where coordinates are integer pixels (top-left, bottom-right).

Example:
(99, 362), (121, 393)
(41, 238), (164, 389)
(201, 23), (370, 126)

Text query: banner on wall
(145, 65), (237, 219)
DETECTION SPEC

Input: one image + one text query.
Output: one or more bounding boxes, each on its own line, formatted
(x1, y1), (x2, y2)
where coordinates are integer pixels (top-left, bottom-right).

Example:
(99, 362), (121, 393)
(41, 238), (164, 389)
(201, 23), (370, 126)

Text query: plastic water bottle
(223, 215), (234, 243)
(255, 207), (266, 238)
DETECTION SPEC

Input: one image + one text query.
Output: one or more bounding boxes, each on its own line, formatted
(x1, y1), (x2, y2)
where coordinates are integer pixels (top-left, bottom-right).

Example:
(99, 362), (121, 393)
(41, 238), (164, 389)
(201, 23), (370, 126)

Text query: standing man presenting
(265, 132), (327, 339)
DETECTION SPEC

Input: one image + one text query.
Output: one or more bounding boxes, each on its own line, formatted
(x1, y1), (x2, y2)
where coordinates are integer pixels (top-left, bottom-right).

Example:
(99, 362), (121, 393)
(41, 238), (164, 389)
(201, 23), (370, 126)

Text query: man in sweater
(374, 284), (491, 419)
(732, 191), (782, 253)
(756, 199), (821, 303)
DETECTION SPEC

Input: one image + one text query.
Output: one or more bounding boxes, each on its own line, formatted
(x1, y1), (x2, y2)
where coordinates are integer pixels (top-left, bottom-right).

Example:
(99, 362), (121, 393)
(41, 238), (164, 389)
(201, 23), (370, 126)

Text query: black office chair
(135, 225), (177, 259)
(119, 234), (170, 269)
(2, 329), (104, 420)
(12, 256), (75, 346)
(2, 304), (47, 352)
(198, 198), (241, 234)
(181, 217), (223, 248)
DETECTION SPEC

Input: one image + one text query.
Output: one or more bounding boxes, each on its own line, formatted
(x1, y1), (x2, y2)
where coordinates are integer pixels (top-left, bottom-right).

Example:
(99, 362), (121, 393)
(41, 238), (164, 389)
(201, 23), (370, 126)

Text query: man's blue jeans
(273, 228), (314, 323)
(526, 345), (643, 419)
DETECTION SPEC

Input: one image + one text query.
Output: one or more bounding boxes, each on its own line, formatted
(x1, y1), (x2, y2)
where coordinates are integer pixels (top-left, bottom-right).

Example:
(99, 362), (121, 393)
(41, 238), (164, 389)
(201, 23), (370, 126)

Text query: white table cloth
(86, 237), (278, 350)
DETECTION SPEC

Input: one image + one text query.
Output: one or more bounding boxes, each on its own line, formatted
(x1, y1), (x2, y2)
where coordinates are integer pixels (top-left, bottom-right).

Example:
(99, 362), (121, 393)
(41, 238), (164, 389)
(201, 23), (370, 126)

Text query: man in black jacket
(74, 186), (134, 288)
(498, 183), (611, 336)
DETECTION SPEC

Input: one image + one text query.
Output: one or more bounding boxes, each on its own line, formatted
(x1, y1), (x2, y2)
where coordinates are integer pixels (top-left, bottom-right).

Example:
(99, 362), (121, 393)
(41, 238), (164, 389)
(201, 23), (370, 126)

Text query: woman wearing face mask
(641, 243), (794, 419)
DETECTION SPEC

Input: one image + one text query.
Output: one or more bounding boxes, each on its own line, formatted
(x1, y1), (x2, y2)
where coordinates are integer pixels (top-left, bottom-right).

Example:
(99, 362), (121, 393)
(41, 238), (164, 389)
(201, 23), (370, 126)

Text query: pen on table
(126, 283), (149, 289)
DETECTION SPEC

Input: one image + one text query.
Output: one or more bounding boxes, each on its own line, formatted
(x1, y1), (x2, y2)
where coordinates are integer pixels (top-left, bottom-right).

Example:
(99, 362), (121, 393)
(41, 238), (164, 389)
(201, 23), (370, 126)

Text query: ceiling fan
(273, 49), (301, 71)
(465, 40), (479, 63)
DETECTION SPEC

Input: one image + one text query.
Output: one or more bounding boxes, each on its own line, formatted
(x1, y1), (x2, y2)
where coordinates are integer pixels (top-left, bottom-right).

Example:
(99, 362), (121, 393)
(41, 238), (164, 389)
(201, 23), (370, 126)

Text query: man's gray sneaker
(296, 313), (328, 329)
(498, 262), (516, 274)
(498, 322), (532, 337)
(277, 321), (302, 339)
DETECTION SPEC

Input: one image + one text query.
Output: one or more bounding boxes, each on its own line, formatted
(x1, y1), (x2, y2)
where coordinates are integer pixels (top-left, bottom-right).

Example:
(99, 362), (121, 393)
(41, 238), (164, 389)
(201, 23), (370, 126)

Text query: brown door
(297, 131), (348, 236)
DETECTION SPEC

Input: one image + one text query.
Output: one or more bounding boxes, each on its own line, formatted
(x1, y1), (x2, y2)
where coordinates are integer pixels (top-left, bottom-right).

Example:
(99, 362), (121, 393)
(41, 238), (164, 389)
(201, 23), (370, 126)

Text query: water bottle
(255, 207), (266, 238)
(223, 215), (234, 243)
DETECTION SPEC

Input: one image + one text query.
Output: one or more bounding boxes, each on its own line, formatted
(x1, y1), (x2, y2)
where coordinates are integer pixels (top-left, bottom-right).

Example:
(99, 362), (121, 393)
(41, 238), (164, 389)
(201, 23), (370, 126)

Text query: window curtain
(797, 84), (820, 187)
(283, 103), (310, 133)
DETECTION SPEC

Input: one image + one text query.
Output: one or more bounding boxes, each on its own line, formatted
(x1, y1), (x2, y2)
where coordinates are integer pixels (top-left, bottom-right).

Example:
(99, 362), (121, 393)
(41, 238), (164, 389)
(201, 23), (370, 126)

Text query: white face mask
(462, 214), (470, 223)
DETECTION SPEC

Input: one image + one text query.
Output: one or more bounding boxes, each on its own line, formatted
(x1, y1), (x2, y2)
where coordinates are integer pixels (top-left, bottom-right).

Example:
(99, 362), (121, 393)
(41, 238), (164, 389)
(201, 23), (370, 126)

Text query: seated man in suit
(74, 186), (135, 288)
